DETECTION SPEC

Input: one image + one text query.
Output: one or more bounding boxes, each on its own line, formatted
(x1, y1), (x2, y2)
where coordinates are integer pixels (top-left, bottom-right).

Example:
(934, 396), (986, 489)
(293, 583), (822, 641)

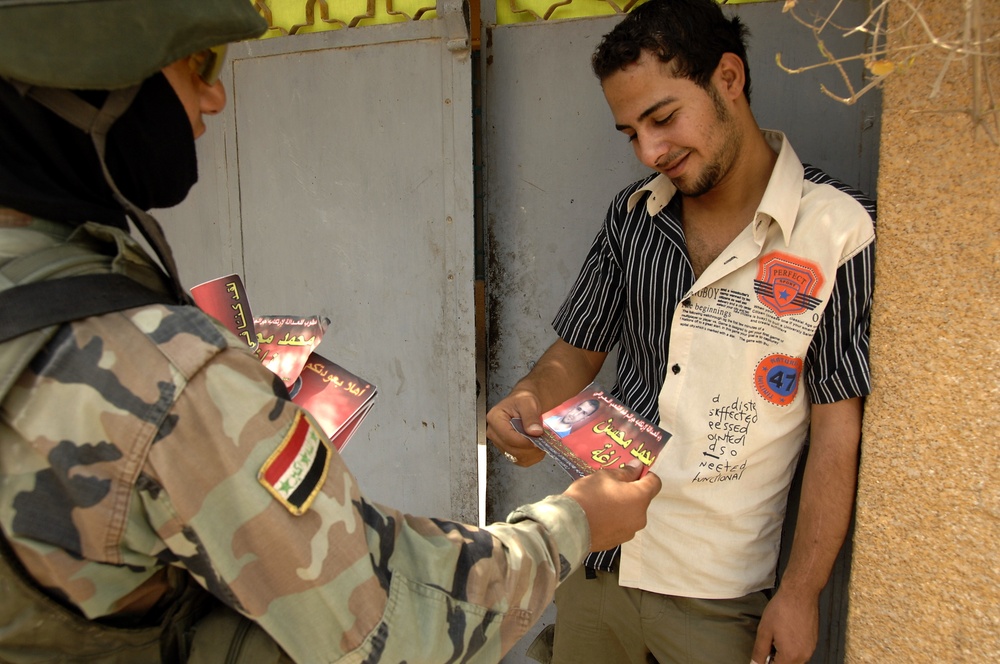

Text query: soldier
(0, 1), (661, 662)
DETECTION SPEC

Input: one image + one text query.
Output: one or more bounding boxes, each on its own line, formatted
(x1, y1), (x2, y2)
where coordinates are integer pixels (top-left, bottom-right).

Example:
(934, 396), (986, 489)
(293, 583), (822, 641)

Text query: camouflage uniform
(0, 216), (588, 662)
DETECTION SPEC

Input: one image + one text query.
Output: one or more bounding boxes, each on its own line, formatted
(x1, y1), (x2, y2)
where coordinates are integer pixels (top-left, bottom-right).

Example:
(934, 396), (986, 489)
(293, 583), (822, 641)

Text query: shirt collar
(626, 130), (805, 247)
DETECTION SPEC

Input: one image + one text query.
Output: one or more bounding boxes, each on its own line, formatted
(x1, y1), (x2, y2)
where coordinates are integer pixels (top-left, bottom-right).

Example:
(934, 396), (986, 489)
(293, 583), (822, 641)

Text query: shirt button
(671, 364), (681, 374)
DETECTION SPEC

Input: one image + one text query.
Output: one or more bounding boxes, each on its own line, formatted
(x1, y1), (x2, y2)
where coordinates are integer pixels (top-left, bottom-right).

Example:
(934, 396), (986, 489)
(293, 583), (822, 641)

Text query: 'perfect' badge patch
(754, 251), (825, 317)
(259, 411), (330, 515)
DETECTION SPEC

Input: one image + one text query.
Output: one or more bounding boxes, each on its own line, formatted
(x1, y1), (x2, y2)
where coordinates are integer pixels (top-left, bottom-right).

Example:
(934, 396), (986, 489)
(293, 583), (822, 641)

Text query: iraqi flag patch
(259, 412), (331, 515)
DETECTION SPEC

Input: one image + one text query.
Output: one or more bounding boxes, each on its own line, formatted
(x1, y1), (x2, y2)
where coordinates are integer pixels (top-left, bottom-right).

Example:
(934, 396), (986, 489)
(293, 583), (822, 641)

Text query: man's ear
(715, 52), (746, 101)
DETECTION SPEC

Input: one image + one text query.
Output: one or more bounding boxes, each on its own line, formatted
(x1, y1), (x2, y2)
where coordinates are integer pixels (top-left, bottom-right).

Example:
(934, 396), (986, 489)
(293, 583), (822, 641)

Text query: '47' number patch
(753, 354), (803, 406)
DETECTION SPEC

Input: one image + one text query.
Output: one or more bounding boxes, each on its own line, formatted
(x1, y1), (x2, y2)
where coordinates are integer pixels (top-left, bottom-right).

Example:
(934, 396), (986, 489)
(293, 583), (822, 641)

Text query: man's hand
(750, 587), (819, 664)
(562, 463), (661, 551)
(486, 340), (608, 467)
(485, 389), (547, 467)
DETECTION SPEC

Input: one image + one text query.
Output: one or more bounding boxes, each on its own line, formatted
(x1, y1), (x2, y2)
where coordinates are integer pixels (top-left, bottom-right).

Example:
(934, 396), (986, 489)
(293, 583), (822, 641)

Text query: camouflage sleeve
(138, 331), (588, 661)
(0, 304), (588, 661)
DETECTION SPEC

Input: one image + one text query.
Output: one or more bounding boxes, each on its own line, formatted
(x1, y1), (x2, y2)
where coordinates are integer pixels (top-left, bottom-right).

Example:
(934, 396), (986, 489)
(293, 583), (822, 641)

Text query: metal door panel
(158, 16), (477, 521)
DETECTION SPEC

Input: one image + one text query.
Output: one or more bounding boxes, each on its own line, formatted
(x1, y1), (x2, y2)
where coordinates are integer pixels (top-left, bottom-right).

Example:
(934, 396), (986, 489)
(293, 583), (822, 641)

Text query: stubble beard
(674, 87), (742, 198)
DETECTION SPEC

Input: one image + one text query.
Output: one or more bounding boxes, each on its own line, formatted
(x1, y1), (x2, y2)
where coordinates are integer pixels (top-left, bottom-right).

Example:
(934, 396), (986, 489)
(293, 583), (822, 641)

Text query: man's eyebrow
(615, 98), (677, 131)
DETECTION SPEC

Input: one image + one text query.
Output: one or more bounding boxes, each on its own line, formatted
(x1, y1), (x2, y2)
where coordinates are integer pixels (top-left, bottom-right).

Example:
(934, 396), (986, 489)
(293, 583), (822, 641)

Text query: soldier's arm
(143, 345), (655, 662)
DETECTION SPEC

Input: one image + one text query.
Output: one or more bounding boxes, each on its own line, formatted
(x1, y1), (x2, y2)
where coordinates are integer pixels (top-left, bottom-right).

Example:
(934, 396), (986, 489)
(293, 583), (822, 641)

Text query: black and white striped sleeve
(805, 238), (875, 404)
(553, 210), (625, 353)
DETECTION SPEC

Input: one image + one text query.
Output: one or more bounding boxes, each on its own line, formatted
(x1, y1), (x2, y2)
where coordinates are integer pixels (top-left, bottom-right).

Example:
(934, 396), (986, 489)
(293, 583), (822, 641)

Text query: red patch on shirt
(754, 252), (824, 317)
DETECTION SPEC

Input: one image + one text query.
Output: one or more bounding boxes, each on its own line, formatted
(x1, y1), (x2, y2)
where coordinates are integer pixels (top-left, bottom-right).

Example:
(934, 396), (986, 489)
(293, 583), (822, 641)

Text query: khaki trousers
(533, 566), (768, 664)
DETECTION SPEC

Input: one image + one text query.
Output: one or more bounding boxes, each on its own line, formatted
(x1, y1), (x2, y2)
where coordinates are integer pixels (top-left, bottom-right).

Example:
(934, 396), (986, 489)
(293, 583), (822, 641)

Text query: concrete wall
(846, 0), (1000, 660)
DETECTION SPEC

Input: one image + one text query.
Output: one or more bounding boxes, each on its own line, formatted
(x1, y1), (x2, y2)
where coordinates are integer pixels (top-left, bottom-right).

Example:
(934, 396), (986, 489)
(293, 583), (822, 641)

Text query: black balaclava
(0, 71), (198, 229)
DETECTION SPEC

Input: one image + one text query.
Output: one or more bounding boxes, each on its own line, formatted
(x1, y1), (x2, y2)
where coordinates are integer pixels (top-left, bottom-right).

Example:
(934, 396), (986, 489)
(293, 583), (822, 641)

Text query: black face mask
(104, 72), (200, 212)
(0, 71), (198, 228)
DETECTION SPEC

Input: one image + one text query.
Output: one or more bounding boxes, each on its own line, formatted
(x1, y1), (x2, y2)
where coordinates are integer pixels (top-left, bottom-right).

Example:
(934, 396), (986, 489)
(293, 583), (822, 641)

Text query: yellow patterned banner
(497, 0), (776, 24)
(253, 0), (437, 37)
(250, 1), (776, 35)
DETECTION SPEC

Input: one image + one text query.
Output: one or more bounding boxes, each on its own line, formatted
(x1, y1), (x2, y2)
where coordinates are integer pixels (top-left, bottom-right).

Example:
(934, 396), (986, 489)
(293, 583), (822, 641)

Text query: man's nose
(636, 133), (668, 170)
(201, 79), (227, 116)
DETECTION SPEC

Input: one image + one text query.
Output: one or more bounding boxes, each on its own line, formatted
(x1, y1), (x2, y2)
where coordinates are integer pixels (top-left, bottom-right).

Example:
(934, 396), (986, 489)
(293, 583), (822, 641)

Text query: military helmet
(0, 0), (268, 90)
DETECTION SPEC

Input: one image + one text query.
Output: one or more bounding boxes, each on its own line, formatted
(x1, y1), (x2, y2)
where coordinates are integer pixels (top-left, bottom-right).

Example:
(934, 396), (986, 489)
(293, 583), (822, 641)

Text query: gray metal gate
(157, 2), (479, 522)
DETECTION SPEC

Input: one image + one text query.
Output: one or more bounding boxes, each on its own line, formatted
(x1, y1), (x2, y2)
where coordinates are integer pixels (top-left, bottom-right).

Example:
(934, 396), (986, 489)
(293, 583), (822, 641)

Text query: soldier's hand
(485, 389), (547, 467)
(563, 463), (661, 551)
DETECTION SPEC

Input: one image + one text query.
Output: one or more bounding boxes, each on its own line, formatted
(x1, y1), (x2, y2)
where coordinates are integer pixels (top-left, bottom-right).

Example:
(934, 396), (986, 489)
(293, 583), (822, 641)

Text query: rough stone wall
(846, 0), (1000, 661)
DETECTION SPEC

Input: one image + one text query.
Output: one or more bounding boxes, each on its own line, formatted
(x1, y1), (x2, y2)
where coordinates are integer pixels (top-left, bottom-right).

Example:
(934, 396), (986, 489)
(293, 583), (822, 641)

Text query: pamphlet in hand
(253, 315), (327, 390)
(190, 274), (377, 451)
(293, 353), (377, 451)
(511, 383), (669, 478)
(189, 274), (257, 351)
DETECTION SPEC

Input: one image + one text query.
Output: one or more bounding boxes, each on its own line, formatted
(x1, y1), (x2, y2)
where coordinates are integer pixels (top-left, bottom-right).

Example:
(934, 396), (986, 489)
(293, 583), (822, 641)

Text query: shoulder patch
(259, 411), (330, 515)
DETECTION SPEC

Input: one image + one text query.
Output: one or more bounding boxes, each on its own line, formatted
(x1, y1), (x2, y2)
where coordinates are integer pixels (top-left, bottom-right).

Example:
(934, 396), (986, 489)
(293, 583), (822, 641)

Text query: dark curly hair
(592, 0), (752, 103)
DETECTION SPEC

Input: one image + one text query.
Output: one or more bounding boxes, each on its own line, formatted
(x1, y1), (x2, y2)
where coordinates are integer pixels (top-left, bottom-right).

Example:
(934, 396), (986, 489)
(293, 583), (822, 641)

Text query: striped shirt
(553, 132), (876, 575)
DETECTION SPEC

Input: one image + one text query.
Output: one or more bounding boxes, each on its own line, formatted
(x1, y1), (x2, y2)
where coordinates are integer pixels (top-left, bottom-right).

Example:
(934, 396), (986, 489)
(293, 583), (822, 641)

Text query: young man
(0, 1), (660, 661)
(486, 1), (875, 663)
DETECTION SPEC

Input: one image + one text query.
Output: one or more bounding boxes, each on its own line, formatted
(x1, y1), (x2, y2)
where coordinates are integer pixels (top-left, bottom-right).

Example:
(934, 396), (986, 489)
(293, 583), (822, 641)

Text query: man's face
(563, 401), (597, 425)
(161, 56), (227, 139)
(602, 51), (742, 198)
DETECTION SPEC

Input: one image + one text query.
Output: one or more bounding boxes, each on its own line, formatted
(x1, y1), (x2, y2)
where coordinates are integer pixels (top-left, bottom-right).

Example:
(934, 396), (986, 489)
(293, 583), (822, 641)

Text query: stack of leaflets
(511, 383), (669, 478)
(190, 274), (377, 451)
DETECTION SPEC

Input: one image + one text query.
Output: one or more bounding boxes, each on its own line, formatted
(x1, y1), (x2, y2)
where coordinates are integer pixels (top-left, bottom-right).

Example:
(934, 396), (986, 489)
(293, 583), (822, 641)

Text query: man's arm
(485, 338), (607, 466)
(751, 397), (863, 664)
